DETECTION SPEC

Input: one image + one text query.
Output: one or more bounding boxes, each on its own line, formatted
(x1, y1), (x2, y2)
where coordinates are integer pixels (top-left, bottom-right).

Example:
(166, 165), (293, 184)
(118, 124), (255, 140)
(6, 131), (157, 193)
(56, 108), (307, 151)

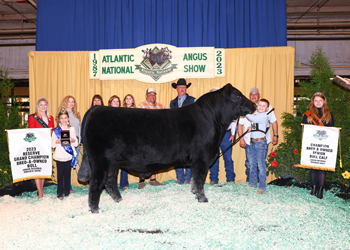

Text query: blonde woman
(28, 97), (55, 199)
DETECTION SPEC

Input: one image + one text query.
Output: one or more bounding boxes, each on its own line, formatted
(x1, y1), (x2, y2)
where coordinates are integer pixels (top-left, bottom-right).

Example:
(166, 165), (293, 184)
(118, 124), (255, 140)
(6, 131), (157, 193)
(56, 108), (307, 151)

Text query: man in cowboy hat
(169, 78), (196, 184)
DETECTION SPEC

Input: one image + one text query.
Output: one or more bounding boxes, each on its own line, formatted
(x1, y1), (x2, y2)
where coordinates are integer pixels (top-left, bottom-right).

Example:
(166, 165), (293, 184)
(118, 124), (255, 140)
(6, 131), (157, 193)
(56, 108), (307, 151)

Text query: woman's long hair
(56, 95), (81, 123)
(123, 94), (136, 108)
(35, 97), (50, 118)
(307, 92), (332, 123)
(91, 94), (104, 107)
(108, 95), (121, 107)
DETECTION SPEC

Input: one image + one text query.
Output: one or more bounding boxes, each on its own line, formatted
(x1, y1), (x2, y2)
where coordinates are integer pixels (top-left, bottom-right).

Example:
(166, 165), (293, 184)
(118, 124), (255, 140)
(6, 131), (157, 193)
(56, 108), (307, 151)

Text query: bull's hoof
(115, 197), (123, 203)
(90, 208), (99, 214)
(198, 198), (208, 203)
(196, 195), (208, 203)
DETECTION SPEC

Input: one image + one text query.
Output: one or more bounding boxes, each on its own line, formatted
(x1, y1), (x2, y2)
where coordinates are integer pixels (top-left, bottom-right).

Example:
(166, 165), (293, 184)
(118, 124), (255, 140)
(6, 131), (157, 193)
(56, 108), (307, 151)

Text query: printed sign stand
(7, 128), (53, 183)
(299, 124), (341, 172)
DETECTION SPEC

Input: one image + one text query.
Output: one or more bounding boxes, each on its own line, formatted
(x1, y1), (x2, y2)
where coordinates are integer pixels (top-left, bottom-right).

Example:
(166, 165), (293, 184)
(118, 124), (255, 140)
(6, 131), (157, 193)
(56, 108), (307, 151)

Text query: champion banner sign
(299, 124), (340, 172)
(89, 44), (225, 83)
(7, 128), (52, 183)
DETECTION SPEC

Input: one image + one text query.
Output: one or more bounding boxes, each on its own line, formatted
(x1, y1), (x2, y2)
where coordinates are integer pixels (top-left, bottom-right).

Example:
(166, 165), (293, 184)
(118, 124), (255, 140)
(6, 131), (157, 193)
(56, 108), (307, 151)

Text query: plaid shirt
(138, 101), (166, 109)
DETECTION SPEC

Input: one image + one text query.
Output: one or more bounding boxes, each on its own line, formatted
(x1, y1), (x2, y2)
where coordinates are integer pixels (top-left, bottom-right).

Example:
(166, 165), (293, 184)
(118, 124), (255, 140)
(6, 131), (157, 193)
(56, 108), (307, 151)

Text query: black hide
(78, 84), (256, 213)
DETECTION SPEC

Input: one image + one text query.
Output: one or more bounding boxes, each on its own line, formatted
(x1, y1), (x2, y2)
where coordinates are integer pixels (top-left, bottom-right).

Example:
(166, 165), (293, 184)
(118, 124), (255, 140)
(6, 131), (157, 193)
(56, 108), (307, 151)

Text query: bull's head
(224, 84), (256, 118)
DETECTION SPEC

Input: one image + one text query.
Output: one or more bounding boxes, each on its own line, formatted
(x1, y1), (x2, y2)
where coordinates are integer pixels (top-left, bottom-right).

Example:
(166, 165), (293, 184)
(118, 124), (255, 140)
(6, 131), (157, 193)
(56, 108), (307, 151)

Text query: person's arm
(302, 114), (308, 124)
(48, 116), (55, 131)
(52, 131), (59, 148)
(70, 127), (78, 147)
(228, 121), (236, 142)
(28, 114), (36, 128)
(272, 121), (278, 145)
(238, 123), (246, 148)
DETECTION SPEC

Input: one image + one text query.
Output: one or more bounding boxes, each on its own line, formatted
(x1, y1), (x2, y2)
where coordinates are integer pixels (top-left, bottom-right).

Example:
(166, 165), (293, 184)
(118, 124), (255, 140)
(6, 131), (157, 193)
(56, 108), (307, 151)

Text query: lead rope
(218, 130), (250, 159)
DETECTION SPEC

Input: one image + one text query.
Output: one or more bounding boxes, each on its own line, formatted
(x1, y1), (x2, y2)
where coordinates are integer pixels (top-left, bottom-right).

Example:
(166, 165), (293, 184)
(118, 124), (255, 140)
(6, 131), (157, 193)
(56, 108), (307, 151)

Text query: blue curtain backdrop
(36, 0), (286, 51)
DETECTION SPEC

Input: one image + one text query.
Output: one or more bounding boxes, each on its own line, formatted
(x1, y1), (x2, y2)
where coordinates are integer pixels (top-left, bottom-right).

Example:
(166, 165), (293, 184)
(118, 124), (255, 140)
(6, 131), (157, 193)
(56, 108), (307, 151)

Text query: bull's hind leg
(105, 167), (123, 203)
(190, 164), (209, 203)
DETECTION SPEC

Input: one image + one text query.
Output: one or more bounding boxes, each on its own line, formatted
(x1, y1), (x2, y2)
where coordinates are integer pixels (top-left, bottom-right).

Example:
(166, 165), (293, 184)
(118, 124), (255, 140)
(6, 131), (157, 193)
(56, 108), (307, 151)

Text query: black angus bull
(78, 84), (256, 213)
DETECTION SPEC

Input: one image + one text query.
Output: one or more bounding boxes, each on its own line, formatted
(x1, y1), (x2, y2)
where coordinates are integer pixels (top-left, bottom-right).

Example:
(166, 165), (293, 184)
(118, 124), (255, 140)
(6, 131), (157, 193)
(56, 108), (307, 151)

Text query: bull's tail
(77, 148), (91, 182)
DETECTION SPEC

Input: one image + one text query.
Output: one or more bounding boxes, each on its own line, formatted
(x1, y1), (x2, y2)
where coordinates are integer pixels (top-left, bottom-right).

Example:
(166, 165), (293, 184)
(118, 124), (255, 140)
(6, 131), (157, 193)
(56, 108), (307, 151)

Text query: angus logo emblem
(313, 130), (328, 141)
(135, 46), (177, 81)
(24, 132), (37, 143)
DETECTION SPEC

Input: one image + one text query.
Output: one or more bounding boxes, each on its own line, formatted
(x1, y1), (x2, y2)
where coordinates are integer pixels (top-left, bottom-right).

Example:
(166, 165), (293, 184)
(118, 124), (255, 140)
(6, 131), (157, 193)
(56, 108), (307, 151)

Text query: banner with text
(299, 124), (340, 172)
(7, 128), (52, 183)
(89, 44), (225, 83)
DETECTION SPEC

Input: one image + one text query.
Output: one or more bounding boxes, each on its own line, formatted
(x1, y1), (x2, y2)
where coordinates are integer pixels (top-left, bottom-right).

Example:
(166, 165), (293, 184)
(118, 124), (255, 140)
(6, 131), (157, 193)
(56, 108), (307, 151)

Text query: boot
(316, 187), (324, 199)
(310, 185), (317, 196)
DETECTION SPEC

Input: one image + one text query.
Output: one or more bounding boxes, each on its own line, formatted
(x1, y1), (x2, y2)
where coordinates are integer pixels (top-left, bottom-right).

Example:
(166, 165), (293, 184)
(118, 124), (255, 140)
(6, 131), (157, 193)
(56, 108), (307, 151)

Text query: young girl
(52, 109), (78, 200)
(302, 92), (334, 199)
(56, 95), (81, 193)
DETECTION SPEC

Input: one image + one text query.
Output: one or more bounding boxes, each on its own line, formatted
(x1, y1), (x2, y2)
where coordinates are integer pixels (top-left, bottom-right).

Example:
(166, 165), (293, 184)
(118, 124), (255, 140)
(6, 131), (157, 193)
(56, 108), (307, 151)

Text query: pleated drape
(29, 46), (295, 186)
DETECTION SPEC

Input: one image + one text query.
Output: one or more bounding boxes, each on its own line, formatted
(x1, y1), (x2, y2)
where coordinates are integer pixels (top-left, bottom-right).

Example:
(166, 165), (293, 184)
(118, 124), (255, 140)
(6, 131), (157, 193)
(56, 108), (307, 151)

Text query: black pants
(57, 160), (71, 197)
(310, 169), (326, 187)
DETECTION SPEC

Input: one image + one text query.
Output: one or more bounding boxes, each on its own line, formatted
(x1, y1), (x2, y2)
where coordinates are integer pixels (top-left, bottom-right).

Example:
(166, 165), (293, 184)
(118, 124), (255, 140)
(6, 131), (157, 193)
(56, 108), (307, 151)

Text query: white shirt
(239, 105), (276, 145)
(52, 126), (78, 162)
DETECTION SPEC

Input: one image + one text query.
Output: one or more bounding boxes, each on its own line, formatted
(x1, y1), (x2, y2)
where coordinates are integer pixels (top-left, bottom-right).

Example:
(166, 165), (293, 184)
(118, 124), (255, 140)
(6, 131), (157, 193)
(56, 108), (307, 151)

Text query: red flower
(293, 148), (299, 155)
(270, 151), (276, 157)
(271, 160), (278, 167)
(291, 158), (294, 161)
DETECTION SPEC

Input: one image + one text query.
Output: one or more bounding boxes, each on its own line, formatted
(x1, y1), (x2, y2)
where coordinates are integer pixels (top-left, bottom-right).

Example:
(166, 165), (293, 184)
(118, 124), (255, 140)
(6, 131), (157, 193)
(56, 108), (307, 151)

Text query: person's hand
(55, 139), (61, 144)
(229, 135), (234, 142)
(247, 127), (252, 132)
(239, 139), (246, 148)
(272, 136), (278, 145)
(71, 138), (76, 143)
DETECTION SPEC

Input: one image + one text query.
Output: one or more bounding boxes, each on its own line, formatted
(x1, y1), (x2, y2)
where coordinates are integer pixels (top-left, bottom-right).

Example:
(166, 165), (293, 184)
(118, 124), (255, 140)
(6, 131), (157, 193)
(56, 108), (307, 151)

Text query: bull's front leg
(105, 168), (123, 203)
(88, 169), (107, 213)
(190, 163), (209, 203)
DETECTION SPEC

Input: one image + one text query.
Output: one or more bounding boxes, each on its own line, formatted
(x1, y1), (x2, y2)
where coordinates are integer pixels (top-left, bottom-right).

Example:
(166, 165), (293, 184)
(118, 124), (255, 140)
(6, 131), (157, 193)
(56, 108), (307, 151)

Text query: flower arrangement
(267, 143), (303, 179)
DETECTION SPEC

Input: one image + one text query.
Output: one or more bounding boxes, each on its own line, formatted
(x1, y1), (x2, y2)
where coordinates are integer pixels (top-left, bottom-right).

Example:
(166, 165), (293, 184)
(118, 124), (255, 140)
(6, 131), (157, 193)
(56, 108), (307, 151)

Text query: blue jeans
(248, 139), (267, 190)
(209, 131), (235, 183)
(119, 169), (129, 189)
(244, 144), (251, 182)
(175, 167), (191, 184)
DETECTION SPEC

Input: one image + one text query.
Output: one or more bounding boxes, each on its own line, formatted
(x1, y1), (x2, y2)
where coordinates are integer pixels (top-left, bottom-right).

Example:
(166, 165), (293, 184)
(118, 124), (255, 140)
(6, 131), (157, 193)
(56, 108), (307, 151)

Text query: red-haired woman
(302, 92), (334, 199)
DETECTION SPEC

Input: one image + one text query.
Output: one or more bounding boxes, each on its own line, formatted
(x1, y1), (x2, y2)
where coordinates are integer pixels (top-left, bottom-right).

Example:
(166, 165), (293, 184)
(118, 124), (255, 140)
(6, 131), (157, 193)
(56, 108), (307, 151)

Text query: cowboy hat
(171, 78), (191, 89)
